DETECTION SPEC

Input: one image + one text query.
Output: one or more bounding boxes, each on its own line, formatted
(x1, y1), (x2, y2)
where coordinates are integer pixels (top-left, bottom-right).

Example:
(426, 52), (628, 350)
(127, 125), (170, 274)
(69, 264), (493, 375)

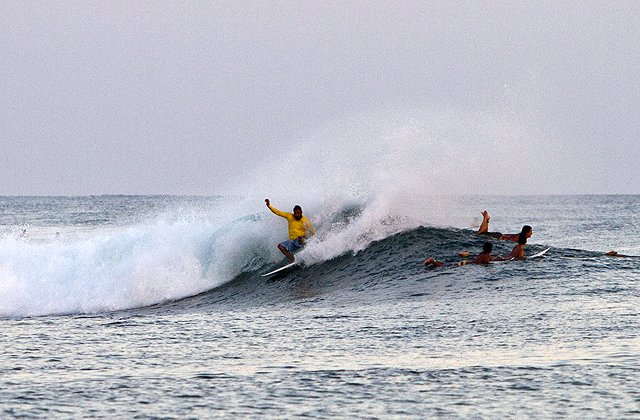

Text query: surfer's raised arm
(265, 198), (288, 219)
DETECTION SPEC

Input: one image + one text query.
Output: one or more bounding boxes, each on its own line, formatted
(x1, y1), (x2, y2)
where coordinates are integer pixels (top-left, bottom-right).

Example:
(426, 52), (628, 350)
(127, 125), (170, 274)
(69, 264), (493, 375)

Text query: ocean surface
(1, 195), (638, 418)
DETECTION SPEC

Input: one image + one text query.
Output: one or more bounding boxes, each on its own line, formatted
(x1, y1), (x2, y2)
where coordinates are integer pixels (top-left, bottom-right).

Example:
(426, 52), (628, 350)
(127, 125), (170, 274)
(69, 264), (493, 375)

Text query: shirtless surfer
(605, 250), (633, 257)
(478, 210), (533, 242)
(424, 241), (495, 267)
(265, 199), (315, 263)
(505, 234), (527, 260)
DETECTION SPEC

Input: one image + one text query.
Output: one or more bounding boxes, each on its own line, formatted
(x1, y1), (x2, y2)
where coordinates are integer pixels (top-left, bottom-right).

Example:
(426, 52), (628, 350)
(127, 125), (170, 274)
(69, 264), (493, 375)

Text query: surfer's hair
(482, 242), (493, 253)
(518, 225), (531, 244)
(293, 205), (302, 212)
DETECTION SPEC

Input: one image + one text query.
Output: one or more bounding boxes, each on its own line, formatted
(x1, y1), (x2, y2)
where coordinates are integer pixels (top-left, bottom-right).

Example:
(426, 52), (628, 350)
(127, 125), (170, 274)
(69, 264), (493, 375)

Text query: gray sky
(2, 1), (639, 195)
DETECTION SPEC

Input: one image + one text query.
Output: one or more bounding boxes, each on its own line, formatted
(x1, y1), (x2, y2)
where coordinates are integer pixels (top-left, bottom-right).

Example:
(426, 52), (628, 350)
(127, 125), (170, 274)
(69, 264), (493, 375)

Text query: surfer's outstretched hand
(265, 198), (270, 206)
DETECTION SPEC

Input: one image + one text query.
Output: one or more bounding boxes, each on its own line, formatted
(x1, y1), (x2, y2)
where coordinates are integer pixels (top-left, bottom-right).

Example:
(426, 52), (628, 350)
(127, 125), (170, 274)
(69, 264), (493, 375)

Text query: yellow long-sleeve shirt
(268, 204), (315, 240)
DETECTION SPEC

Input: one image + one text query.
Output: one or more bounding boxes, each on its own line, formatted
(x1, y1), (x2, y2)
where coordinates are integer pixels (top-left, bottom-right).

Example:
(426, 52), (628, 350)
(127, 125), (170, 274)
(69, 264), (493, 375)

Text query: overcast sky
(2, 1), (639, 196)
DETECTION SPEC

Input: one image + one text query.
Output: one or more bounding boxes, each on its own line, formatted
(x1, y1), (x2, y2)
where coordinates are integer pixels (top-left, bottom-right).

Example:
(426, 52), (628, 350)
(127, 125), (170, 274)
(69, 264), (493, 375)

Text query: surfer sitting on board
(265, 198), (315, 263)
(478, 210), (533, 242)
(424, 241), (495, 267)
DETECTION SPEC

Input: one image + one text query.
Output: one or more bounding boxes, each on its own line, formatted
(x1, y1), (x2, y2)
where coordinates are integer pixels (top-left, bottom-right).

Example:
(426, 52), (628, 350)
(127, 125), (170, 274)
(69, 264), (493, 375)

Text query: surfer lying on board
(456, 234), (528, 263)
(478, 210), (533, 242)
(605, 250), (633, 257)
(424, 242), (495, 267)
(265, 198), (316, 263)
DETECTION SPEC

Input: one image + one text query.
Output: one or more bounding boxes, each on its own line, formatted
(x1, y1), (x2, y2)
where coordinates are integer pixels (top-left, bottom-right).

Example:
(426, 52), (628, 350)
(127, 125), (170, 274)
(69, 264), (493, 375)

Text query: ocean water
(1, 195), (639, 418)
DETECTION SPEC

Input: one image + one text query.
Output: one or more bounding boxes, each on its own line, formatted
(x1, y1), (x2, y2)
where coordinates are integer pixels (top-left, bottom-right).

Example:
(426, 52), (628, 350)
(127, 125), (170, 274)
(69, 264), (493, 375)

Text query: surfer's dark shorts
(280, 238), (303, 253)
(480, 231), (502, 239)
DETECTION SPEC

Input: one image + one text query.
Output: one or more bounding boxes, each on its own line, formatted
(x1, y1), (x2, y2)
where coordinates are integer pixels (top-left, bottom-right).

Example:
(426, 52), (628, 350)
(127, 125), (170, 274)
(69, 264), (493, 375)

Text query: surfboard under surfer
(265, 199), (315, 263)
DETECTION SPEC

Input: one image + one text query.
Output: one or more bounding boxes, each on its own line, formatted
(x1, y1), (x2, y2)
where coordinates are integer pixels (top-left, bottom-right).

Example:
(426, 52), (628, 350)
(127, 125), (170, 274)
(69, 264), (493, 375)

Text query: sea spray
(0, 220), (216, 317)
(0, 192), (433, 317)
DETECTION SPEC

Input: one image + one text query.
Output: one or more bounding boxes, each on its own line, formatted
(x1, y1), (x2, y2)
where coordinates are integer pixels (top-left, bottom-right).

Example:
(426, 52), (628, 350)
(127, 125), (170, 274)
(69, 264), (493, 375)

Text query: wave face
(1, 195), (639, 318)
(0, 194), (428, 317)
(169, 225), (640, 313)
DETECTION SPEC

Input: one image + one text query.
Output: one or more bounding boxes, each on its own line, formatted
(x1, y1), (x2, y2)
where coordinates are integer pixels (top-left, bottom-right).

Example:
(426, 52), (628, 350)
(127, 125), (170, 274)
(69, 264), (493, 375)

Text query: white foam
(1, 108), (537, 317)
(0, 190), (430, 317)
(0, 203), (282, 317)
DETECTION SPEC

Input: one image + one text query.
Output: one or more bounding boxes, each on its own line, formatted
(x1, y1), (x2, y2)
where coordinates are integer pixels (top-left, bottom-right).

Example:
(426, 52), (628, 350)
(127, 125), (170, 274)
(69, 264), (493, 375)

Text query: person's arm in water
(502, 226), (533, 243)
(265, 199), (290, 219)
(424, 257), (445, 267)
(424, 257), (472, 268)
(499, 233), (519, 242)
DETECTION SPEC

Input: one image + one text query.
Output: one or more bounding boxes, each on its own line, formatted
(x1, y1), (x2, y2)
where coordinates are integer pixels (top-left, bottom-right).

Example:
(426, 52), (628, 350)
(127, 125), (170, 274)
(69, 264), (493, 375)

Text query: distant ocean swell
(1, 202), (629, 319)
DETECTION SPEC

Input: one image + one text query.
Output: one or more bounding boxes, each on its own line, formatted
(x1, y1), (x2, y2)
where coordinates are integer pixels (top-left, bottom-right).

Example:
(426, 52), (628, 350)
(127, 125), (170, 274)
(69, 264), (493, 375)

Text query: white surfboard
(261, 262), (297, 277)
(529, 247), (551, 259)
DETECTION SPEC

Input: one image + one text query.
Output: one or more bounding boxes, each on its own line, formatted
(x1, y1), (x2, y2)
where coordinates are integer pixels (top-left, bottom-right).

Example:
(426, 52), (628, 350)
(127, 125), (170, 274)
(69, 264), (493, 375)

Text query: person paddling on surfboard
(265, 198), (315, 263)
(478, 210), (533, 242)
(424, 241), (495, 267)
(505, 231), (529, 260)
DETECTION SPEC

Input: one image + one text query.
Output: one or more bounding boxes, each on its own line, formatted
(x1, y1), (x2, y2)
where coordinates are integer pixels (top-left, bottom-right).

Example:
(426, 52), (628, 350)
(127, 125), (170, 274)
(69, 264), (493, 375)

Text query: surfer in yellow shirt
(265, 198), (316, 263)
